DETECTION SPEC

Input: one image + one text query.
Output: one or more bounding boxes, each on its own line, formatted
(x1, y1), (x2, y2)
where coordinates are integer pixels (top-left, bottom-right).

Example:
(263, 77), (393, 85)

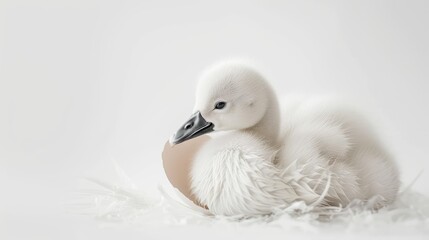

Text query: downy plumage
(170, 61), (400, 217)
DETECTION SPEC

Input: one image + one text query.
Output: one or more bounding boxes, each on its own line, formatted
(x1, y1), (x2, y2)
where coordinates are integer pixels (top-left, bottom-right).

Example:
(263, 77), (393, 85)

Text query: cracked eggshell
(162, 135), (210, 207)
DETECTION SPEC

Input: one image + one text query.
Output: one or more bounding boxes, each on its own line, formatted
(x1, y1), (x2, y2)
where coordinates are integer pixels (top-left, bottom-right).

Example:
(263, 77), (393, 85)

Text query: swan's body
(171, 61), (400, 216)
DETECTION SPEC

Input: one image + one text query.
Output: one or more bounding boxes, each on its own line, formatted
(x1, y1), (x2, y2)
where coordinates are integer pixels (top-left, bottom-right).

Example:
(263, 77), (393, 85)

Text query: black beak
(170, 112), (214, 145)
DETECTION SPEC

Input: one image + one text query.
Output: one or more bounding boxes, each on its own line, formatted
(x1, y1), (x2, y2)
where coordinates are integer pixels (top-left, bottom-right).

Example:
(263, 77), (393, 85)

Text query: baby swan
(170, 62), (400, 216)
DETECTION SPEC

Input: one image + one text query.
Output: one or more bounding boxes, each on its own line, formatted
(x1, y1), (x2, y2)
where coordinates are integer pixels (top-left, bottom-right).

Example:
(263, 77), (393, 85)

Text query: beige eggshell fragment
(162, 135), (210, 207)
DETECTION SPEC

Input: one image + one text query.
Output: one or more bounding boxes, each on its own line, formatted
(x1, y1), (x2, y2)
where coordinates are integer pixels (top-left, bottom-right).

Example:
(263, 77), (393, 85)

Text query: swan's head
(170, 62), (270, 145)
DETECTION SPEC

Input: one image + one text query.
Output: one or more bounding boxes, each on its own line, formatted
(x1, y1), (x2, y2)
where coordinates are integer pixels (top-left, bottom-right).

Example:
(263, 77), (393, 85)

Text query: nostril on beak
(184, 122), (193, 130)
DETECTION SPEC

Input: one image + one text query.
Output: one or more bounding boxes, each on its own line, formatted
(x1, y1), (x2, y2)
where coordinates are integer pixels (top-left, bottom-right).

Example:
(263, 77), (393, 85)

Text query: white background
(1, 0), (428, 239)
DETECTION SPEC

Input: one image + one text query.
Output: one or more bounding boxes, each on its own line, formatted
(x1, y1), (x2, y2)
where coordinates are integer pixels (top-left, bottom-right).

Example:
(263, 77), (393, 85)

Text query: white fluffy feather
(72, 165), (427, 232)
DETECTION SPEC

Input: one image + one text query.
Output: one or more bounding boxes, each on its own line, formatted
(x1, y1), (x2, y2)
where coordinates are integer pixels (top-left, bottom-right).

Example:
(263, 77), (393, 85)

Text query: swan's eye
(214, 101), (226, 110)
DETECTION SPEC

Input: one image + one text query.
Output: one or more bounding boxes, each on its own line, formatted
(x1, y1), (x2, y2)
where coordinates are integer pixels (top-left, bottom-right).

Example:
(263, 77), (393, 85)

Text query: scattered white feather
(69, 163), (429, 234)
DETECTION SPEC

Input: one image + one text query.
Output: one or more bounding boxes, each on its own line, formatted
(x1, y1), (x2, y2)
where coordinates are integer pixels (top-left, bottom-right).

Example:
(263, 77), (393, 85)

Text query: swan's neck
(243, 87), (280, 146)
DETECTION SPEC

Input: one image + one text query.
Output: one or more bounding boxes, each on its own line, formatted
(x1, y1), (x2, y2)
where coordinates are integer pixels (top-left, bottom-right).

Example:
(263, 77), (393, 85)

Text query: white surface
(1, 0), (428, 239)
